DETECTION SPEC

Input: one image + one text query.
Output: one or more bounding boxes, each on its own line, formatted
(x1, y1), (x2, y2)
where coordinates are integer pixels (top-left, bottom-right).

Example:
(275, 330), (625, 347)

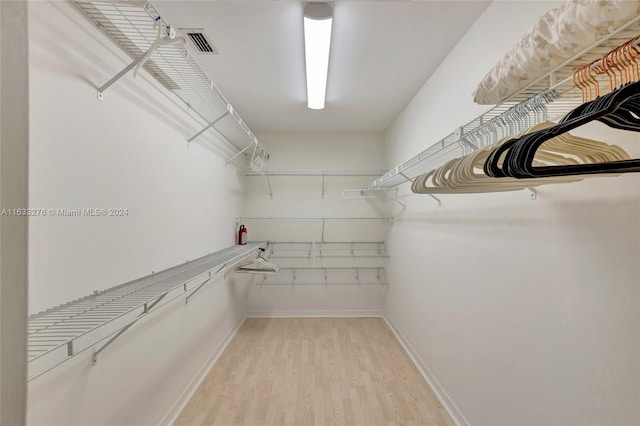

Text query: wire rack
(241, 169), (388, 199)
(72, 0), (269, 171)
(268, 241), (388, 257)
(266, 241), (389, 269)
(241, 169), (388, 177)
(365, 16), (640, 192)
(236, 217), (392, 243)
(259, 267), (387, 286)
(27, 242), (266, 381)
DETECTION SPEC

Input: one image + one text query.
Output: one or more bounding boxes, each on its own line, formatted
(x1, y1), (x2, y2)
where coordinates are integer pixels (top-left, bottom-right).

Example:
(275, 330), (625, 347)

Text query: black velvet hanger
(484, 81), (640, 179)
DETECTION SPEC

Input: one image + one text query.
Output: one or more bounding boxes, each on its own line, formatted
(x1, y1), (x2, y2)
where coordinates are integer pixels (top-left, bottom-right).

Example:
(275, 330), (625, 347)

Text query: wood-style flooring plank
(175, 318), (454, 426)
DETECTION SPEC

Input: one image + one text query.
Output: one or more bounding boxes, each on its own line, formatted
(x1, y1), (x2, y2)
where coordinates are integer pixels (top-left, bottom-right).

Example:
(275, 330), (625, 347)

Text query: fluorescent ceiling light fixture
(304, 3), (333, 110)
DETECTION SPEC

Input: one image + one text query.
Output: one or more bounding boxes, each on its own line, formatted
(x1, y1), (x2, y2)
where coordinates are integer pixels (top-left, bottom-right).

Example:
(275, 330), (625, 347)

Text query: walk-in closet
(1, 0), (639, 425)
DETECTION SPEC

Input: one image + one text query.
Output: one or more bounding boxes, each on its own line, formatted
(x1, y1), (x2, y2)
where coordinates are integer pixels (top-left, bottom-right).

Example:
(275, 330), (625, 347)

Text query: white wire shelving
(259, 267), (387, 287)
(72, 0), (269, 172)
(218, 241), (390, 286)
(266, 241), (389, 269)
(348, 16), (640, 198)
(27, 242), (267, 381)
(241, 169), (388, 177)
(268, 241), (388, 258)
(241, 169), (388, 199)
(236, 217), (391, 244)
(238, 235), (389, 286)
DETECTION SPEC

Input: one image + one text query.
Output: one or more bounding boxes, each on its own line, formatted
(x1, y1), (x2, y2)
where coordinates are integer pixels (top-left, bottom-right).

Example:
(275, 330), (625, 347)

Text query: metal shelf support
(92, 292), (166, 366)
(226, 141), (254, 165)
(187, 112), (229, 144)
(97, 48), (151, 101)
(266, 175), (273, 199)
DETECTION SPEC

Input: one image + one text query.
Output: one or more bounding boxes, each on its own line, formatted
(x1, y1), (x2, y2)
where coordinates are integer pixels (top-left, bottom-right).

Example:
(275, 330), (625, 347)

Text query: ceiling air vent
(181, 28), (218, 55)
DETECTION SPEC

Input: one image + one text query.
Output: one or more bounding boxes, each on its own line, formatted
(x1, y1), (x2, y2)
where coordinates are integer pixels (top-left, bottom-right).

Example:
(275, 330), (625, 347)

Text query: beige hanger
(412, 121), (629, 194)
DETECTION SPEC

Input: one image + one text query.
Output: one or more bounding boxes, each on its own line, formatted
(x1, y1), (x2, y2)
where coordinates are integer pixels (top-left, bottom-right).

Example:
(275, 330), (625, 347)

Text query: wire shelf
(72, 0), (269, 170)
(259, 267), (388, 286)
(366, 16), (640, 191)
(241, 169), (388, 177)
(237, 217), (391, 222)
(266, 241), (388, 269)
(27, 242), (267, 381)
(236, 218), (391, 244)
(267, 241), (388, 257)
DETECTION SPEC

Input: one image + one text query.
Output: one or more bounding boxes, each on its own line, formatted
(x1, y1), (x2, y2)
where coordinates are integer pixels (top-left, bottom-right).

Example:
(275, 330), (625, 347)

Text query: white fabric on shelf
(473, 0), (640, 105)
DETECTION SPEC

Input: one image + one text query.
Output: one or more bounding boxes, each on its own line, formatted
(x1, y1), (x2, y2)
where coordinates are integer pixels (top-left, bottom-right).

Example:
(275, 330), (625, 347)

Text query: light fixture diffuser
(303, 3), (333, 110)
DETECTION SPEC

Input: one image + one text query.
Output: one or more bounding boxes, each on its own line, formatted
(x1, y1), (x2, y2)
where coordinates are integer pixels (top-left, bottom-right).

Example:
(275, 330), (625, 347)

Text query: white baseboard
(247, 309), (384, 318)
(383, 316), (469, 426)
(160, 316), (248, 426)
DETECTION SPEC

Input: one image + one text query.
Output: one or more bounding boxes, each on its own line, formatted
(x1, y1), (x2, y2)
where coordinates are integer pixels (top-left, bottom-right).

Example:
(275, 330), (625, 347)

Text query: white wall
(1, 1), (29, 424)
(27, 1), (252, 424)
(243, 132), (388, 316)
(384, 1), (640, 425)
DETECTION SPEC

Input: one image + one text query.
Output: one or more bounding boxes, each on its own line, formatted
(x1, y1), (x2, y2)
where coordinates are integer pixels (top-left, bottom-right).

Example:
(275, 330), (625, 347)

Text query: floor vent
(182, 29), (218, 54)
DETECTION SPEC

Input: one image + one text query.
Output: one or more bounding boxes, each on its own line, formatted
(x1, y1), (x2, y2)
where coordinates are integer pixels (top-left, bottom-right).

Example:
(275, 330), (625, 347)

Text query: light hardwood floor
(175, 318), (454, 426)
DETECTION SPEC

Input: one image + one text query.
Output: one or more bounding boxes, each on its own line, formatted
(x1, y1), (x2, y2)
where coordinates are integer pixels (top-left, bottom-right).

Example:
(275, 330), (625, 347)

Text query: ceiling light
(303, 3), (333, 110)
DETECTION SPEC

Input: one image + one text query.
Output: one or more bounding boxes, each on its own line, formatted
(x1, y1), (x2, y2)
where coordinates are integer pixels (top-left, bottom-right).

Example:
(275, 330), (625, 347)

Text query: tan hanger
(412, 121), (629, 194)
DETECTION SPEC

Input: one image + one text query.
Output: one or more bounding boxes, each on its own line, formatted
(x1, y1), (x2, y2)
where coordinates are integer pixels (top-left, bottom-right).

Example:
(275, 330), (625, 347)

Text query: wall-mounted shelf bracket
(528, 188), (537, 201)
(342, 189), (379, 200)
(428, 194), (442, 206)
(97, 48), (151, 101)
(187, 112), (229, 144)
(185, 270), (215, 304)
(91, 292), (167, 366)
(225, 141), (254, 165)
(265, 175), (273, 199)
(381, 189), (407, 210)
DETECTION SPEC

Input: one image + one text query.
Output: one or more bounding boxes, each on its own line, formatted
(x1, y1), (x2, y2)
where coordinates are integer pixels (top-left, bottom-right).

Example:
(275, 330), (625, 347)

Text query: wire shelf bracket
(96, 47), (153, 101)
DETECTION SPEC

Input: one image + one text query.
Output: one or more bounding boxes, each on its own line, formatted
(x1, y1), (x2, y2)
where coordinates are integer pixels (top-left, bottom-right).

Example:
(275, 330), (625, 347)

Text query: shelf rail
(350, 16), (640, 198)
(27, 242), (267, 381)
(72, 0), (269, 172)
(259, 267), (388, 286)
(241, 169), (388, 199)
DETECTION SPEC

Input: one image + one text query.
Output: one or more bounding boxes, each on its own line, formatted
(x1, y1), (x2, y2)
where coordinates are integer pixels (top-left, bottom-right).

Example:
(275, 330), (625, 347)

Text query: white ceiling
(156, 1), (491, 133)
